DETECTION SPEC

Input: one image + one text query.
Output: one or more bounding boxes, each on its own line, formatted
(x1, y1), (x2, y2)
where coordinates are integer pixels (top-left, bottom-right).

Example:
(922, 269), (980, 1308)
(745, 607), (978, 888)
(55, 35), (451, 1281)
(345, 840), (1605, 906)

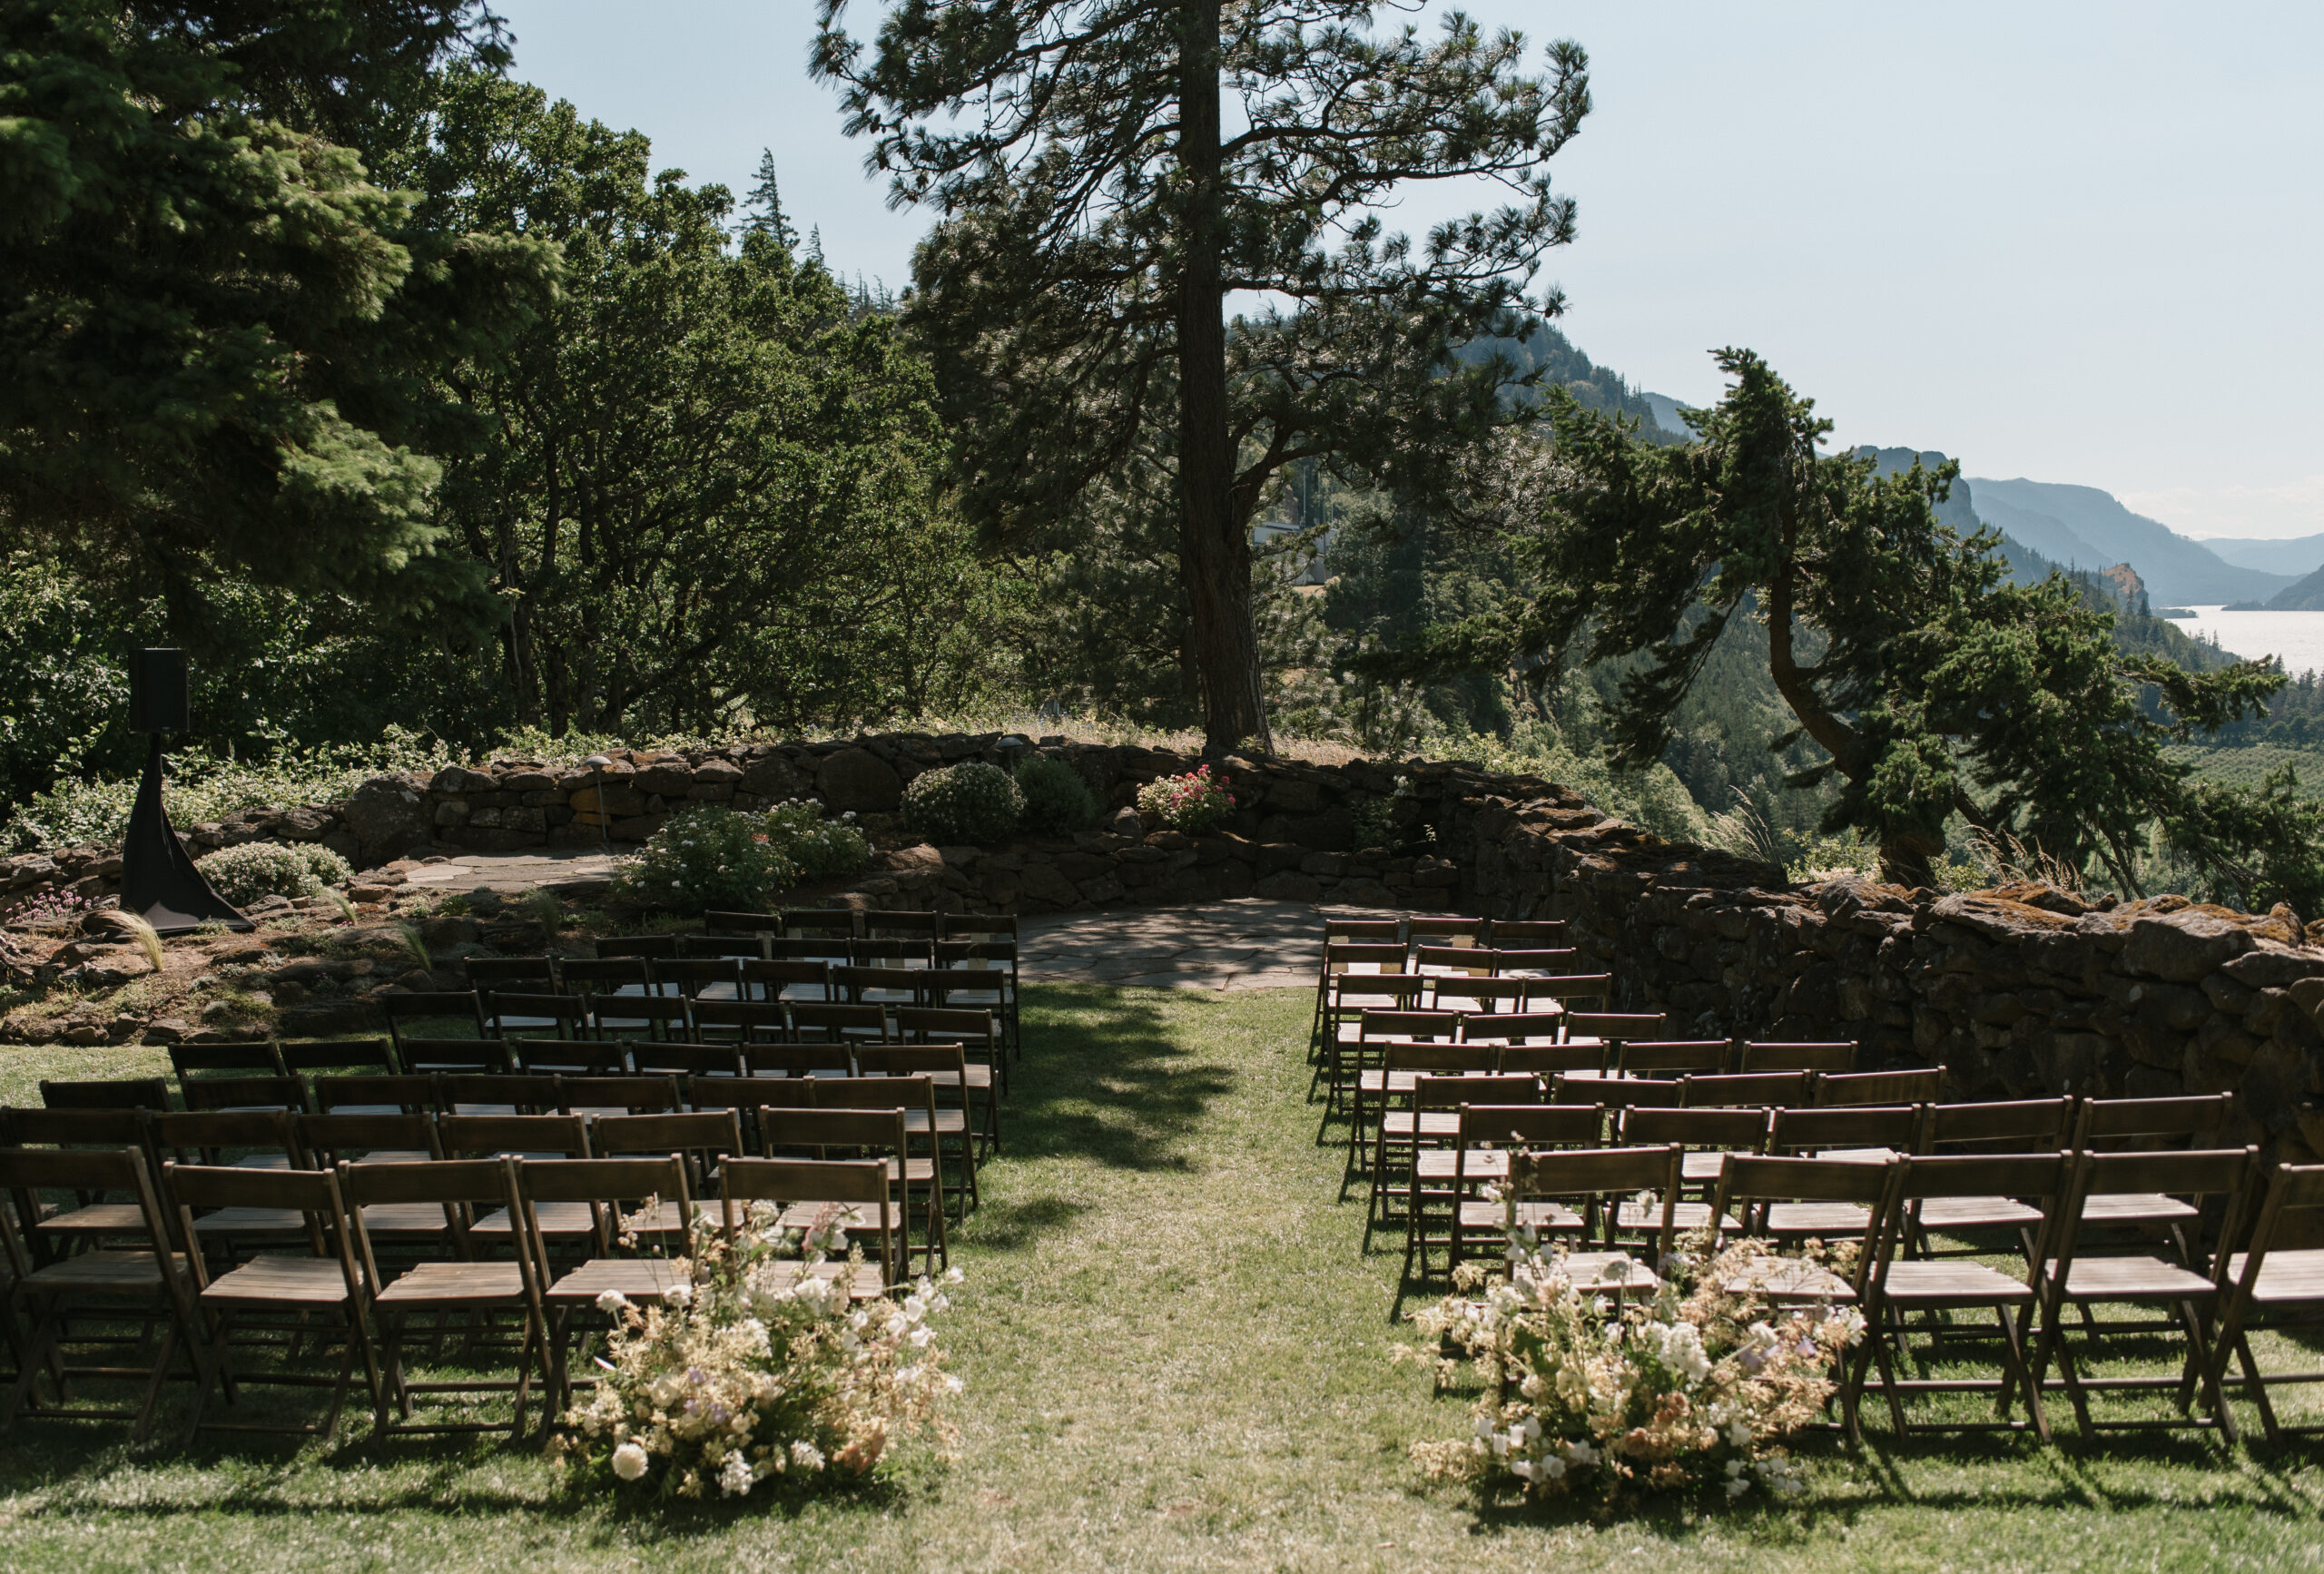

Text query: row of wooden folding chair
(1310, 949), (1588, 1045)
(702, 908), (1017, 942)
(1319, 915), (1566, 958)
(0, 1140), (914, 1446)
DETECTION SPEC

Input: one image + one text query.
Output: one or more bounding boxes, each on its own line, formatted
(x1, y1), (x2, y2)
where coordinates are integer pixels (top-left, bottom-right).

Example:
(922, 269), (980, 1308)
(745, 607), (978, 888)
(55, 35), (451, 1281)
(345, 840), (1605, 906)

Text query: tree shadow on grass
(1008, 984), (1237, 1177)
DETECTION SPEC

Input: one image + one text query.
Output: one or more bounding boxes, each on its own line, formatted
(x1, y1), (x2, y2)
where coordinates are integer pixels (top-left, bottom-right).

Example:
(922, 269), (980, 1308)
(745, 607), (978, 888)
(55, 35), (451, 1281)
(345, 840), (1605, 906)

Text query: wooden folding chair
(181, 1075), (310, 1114)
(594, 935), (680, 960)
(1440, 1104), (1605, 1277)
(2069, 1094), (2237, 1245)
(313, 1074), (440, 1116)
(397, 1037), (507, 1076)
(1523, 973), (1612, 1021)
(1425, 975), (1530, 1016)
(41, 1077), (172, 1112)
(586, 991), (693, 1043)
(1490, 947), (1583, 979)
(861, 910), (940, 943)
(1617, 1106), (1768, 1226)
(1359, 1048), (1502, 1235)
(719, 1156), (892, 1299)
(591, 1111), (746, 1203)
(338, 1157), (548, 1440)
(298, 1110), (443, 1170)
(845, 1058), (978, 1220)
(1817, 1067), (1943, 1107)
(556, 957), (655, 998)
(437, 1073), (562, 1117)
(464, 955), (556, 992)
(2030, 1146), (2258, 1440)
(946, 912), (1018, 943)
(1682, 1070), (1812, 1109)
(1502, 1146), (1685, 1299)
(1560, 1011), (1667, 1050)
(378, 991), (486, 1055)
(685, 932), (771, 960)
(1406, 915), (1485, 948)
(1550, 1075), (1682, 1110)
(780, 909), (861, 948)
(1346, 1014), (1467, 1156)
(1316, 981), (1428, 1113)
(1905, 1097), (2074, 1259)
(1463, 1008), (1578, 1049)
(1617, 1039), (1730, 1077)
(743, 959), (836, 1005)
(626, 1044), (749, 1111)
(1496, 1041), (1609, 1077)
(1384, 1074), (1543, 1261)
(704, 909), (785, 936)
(835, 963), (931, 1011)
(163, 1161), (379, 1443)
(517, 1153), (694, 1416)
(1741, 1039), (1857, 1074)
(0, 1146), (205, 1443)
(789, 1001), (893, 1048)
(691, 998), (792, 1045)
(148, 1109), (312, 1254)
(1764, 1105), (1921, 1238)
(929, 940), (1020, 1057)
(438, 1115), (593, 1254)
(507, 1038), (630, 1077)
(650, 957), (743, 1002)
(889, 1014), (1006, 1154)
(487, 989), (588, 1040)
(1485, 919), (1566, 947)
(2211, 1161), (2324, 1442)
(278, 1037), (399, 1076)
(1413, 943), (1492, 979)
(171, 1042), (286, 1081)
(753, 1109), (925, 1278)
(1, 1107), (162, 1257)
(1311, 942), (1410, 1047)
(559, 1076), (684, 1118)
(1864, 1152), (2073, 1441)
(1322, 918), (1400, 945)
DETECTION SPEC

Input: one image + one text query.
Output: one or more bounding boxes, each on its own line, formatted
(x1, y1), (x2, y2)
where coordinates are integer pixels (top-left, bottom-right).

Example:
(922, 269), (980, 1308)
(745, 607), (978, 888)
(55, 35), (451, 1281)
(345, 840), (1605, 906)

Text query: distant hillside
(2197, 533), (2324, 578)
(1456, 320), (1682, 438)
(2266, 561), (2324, 610)
(1967, 477), (2292, 606)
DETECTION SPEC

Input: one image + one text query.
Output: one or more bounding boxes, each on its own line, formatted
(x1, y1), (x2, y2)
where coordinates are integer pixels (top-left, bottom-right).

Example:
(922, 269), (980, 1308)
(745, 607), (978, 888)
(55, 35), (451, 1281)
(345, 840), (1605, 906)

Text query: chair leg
(179, 1307), (235, 1447)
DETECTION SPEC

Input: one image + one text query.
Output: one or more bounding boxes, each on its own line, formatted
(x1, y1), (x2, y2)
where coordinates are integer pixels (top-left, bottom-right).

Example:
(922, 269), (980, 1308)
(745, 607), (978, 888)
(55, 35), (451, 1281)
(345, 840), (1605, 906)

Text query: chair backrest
(277, 1037), (397, 1075)
(148, 1107), (304, 1165)
(1330, 974), (1426, 1013)
(1413, 943), (1490, 976)
(0, 1146), (182, 1277)
(2073, 1093), (2237, 1148)
(596, 935), (680, 959)
(2058, 1147), (2258, 1260)
(854, 1044), (968, 1085)
(685, 933), (767, 960)
(558, 958), (653, 991)
(861, 910), (941, 939)
(653, 958), (742, 997)
(397, 1036), (507, 1075)
(1322, 941), (1406, 977)
(1918, 1097), (2075, 1155)
(1405, 916), (1485, 944)
(377, 991), (485, 1038)
(766, 937), (848, 963)
(1463, 1012), (1572, 1049)
(1323, 919), (1400, 944)
(465, 955), (556, 989)
(1682, 1070), (1812, 1109)
(1551, 1075), (1682, 1109)
(754, 1106), (910, 1161)
(1457, 1103), (1603, 1150)
(689, 999), (793, 1043)
(894, 1007), (997, 1047)
(1817, 1067), (1943, 1107)
(2223, 1163), (2324, 1303)
(507, 1038), (630, 1076)
(834, 964), (928, 1003)
(1879, 1152), (2073, 1284)
(588, 993), (694, 1040)
(1425, 977), (1530, 1013)
(1379, 1039), (1479, 1076)
(944, 912), (1018, 942)
(336, 1157), (529, 1283)
(629, 1042), (748, 1079)
(591, 1109), (745, 1164)
(170, 1042), (286, 1079)
(42, 1077), (172, 1111)
(743, 959), (835, 1001)
(1522, 974), (1612, 1008)
(1506, 1144), (1685, 1261)
(1711, 1153), (1902, 1238)
(1771, 1103), (1921, 1156)
(788, 1002), (892, 1044)
(1413, 1073), (1541, 1112)
(438, 1112), (590, 1158)
(1739, 1039), (1857, 1074)
(298, 1110), (442, 1163)
(1496, 1042), (1607, 1077)
(163, 1161), (350, 1274)
(514, 1155), (692, 1261)
(1360, 1009), (1461, 1042)
(4, 1106), (150, 1148)
(780, 909), (860, 940)
(1490, 948), (1582, 977)
(560, 1075), (684, 1115)
(717, 1155), (891, 1282)
(1616, 1039), (1730, 1076)
(485, 989), (588, 1038)
(1487, 919), (1567, 947)
(312, 1074), (439, 1114)
(181, 1074), (310, 1113)
(1561, 1011), (1667, 1047)
(935, 939), (1017, 969)
(704, 910), (785, 934)
(438, 1073), (566, 1114)
(852, 939), (931, 968)
(745, 1044), (854, 1079)
(1620, 1105), (1771, 1154)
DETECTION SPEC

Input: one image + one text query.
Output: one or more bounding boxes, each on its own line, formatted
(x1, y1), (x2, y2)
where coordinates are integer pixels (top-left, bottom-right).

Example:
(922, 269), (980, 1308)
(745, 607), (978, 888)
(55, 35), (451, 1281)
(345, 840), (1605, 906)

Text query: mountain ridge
(1965, 477), (2292, 606)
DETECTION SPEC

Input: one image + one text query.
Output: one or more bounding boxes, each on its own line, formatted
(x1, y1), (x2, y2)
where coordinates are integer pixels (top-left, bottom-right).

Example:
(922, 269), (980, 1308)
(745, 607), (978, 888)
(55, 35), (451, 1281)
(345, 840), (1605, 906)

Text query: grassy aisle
(0, 986), (2318, 1569)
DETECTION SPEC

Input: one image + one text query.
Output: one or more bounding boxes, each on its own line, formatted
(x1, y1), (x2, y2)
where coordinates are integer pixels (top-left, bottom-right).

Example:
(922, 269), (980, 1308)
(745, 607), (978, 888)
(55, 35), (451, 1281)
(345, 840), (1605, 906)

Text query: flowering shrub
(615, 805), (799, 912)
(762, 800), (872, 880)
(195, 841), (352, 904)
(1013, 753), (1099, 834)
(1136, 765), (1236, 833)
(556, 1207), (961, 1499)
(901, 762), (1023, 844)
(1401, 1220), (1863, 1506)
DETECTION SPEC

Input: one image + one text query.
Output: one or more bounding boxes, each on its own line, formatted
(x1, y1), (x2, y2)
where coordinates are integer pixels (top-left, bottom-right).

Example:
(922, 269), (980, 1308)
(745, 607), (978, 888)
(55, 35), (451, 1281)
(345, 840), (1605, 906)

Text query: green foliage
(902, 762), (1024, 845)
(1014, 755), (1100, 835)
(762, 800), (872, 880)
(614, 805), (799, 913)
(1136, 767), (1237, 835)
(194, 843), (352, 905)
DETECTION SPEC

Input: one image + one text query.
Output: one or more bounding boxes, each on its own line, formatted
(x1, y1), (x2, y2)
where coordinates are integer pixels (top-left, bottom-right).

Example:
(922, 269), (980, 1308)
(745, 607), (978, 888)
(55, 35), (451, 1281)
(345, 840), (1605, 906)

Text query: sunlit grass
(0, 989), (2318, 1570)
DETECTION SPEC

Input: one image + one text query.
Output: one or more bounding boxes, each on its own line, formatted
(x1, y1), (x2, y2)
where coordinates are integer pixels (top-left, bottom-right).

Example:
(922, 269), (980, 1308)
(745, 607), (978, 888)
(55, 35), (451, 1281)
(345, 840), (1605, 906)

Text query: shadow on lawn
(1007, 983), (1236, 1176)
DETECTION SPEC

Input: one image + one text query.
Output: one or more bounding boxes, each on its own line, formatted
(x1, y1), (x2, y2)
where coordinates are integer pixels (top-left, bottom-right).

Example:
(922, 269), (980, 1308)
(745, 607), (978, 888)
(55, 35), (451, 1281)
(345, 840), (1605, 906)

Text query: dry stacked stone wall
(5, 731), (2319, 1164)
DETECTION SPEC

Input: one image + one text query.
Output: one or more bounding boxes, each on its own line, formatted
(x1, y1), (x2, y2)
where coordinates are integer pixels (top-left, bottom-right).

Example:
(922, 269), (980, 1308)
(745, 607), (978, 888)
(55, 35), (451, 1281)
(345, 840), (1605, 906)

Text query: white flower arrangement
(554, 1206), (962, 1499)
(1400, 1218), (1863, 1506)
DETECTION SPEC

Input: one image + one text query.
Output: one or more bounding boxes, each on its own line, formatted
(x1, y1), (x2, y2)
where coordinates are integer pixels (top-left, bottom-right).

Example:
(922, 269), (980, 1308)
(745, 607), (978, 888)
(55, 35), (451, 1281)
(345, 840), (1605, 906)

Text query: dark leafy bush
(1015, 753), (1099, 834)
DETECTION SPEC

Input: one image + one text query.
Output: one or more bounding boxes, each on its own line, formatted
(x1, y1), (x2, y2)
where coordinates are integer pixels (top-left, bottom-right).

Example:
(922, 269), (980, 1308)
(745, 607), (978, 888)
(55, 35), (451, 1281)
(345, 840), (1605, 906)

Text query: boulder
(741, 753), (806, 800)
(2122, 910), (2255, 982)
(341, 776), (436, 867)
(818, 748), (903, 813)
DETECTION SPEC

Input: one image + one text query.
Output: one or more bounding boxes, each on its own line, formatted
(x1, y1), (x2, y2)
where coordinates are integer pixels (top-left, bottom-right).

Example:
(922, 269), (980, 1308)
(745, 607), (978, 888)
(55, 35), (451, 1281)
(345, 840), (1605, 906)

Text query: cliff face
(2097, 562), (2150, 616)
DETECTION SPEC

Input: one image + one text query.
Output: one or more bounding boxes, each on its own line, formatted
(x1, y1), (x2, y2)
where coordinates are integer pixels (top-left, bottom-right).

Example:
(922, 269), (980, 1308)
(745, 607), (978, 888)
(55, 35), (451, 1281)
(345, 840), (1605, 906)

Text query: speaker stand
(119, 735), (252, 935)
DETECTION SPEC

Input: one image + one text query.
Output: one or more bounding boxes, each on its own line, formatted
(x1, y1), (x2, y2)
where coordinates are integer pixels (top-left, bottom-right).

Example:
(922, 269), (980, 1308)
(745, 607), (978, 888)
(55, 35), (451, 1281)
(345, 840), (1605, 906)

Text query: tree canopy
(813, 0), (1590, 750)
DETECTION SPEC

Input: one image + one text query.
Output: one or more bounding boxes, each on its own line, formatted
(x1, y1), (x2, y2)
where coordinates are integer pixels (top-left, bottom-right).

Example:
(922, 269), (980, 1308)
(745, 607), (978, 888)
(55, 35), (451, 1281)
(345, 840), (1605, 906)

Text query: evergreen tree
(814, 0), (1590, 751)
(743, 149), (798, 245)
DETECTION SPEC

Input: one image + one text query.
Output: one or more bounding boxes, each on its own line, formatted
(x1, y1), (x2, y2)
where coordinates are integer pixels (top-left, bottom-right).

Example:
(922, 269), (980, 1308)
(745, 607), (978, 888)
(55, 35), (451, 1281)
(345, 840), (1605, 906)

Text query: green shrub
(901, 762), (1024, 844)
(1135, 764), (1236, 833)
(195, 841), (352, 903)
(614, 805), (800, 912)
(1014, 753), (1099, 834)
(763, 799), (872, 880)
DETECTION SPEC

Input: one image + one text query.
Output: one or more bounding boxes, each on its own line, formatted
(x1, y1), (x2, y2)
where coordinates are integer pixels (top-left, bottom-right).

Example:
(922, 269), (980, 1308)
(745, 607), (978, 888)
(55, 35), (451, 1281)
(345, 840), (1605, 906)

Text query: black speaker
(127, 648), (191, 735)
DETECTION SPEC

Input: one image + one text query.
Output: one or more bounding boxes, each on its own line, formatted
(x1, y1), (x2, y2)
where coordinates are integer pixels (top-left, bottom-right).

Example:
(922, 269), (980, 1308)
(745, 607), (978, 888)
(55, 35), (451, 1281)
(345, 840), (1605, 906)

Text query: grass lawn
(0, 985), (2319, 1571)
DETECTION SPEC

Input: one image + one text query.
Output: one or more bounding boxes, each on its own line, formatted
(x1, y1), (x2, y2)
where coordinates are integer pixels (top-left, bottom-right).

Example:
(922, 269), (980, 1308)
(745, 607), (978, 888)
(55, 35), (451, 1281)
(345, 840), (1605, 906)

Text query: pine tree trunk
(1176, 0), (1269, 754)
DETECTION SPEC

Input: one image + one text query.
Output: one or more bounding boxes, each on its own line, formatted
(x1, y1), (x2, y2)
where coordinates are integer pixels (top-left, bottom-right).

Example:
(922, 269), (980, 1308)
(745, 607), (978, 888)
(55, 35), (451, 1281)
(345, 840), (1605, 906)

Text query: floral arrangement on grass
(762, 799), (872, 880)
(557, 1208), (961, 1499)
(614, 804), (799, 912)
(195, 841), (352, 904)
(1400, 1217), (1863, 1507)
(1135, 764), (1236, 833)
(901, 761), (1023, 844)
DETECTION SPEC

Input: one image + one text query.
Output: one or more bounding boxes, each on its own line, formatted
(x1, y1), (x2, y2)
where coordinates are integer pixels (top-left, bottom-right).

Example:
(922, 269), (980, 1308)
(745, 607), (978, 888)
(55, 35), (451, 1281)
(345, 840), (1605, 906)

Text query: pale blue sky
(493, 1), (2324, 539)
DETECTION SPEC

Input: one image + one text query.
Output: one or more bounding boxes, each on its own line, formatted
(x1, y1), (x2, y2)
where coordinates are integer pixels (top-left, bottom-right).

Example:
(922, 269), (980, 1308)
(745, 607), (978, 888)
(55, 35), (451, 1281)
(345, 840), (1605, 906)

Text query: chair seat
(547, 1258), (689, 1305)
(2079, 1192), (2200, 1225)
(1878, 1258), (2034, 1304)
(2220, 1247), (2324, 1303)
(884, 1158), (937, 1185)
(2060, 1254), (2215, 1300)
(754, 1260), (885, 1300)
(1416, 1149), (1512, 1181)
(359, 1202), (455, 1235)
(25, 1247), (187, 1294)
(901, 1110), (969, 1136)
(1619, 1200), (1741, 1234)
(1720, 1258), (1856, 1301)
(34, 1202), (148, 1235)
(1379, 1111), (1462, 1141)
(375, 1261), (527, 1307)
(1764, 1202), (1873, 1236)
(774, 1202), (891, 1232)
(192, 1206), (312, 1235)
(1917, 1195), (2044, 1231)
(1682, 1151), (1753, 1183)
(474, 1202), (594, 1238)
(202, 1254), (359, 1305)
(1558, 1252), (1659, 1292)
(1460, 1199), (1584, 1231)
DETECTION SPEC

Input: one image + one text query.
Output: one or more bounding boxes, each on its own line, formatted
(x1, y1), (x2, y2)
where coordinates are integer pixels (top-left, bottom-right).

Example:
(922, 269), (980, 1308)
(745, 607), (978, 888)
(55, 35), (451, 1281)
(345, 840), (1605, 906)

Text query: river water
(2163, 606), (2324, 676)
